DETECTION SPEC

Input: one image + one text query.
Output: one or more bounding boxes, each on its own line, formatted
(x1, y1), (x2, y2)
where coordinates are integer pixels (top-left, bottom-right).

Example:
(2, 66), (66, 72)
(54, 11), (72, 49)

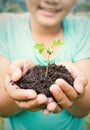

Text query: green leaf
(52, 39), (64, 48)
(34, 39), (65, 77)
(39, 48), (45, 53)
(34, 43), (45, 50)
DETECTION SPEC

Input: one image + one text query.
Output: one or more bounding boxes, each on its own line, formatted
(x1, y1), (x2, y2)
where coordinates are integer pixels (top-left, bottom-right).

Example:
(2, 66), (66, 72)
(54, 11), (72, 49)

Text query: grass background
(0, 117), (4, 130)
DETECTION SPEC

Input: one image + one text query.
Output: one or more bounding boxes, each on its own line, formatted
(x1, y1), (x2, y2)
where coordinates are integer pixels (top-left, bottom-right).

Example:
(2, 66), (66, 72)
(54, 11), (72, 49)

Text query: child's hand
(5, 60), (48, 111)
(43, 61), (87, 114)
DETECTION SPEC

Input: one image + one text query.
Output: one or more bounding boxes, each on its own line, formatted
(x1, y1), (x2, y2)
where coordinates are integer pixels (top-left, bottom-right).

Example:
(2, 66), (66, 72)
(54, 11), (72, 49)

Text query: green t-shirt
(0, 13), (90, 130)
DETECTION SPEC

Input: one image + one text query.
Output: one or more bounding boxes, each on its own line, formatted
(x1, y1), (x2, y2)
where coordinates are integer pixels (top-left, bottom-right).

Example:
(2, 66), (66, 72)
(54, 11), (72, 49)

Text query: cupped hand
(5, 59), (48, 111)
(43, 61), (87, 114)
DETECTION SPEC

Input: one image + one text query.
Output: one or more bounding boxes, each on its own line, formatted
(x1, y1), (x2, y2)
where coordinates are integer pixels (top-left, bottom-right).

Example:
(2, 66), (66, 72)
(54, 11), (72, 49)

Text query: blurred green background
(0, 0), (90, 130)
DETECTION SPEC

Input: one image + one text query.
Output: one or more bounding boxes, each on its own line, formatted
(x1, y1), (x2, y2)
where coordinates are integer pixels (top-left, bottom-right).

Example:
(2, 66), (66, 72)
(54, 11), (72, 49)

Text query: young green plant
(34, 39), (64, 77)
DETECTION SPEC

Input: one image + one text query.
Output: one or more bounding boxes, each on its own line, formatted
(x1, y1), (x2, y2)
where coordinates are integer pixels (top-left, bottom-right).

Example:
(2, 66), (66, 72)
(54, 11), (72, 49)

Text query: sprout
(34, 39), (64, 77)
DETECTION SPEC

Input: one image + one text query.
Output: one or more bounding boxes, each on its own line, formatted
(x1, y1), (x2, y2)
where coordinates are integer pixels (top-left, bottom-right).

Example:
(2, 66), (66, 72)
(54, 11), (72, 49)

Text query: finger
(36, 94), (48, 104)
(43, 97), (54, 115)
(10, 60), (34, 73)
(15, 99), (37, 109)
(11, 68), (22, 81)
(30, 104), (46, 112)
(55, 79), (78, 100)
(28, 94), (48, 111)
(57, 61), (87, 94)
(15, 94), (47, 109)
(74, 77), (86, 95)
(69, 65), (87, 94)
(47, 101), (62, 113)
(47, 97), (54, 103)
(43, 109), (50, 115)
(8, 60), (35, 81)
(18, 60), (34, 75)
(56, 61), (81, 80)
(56, 61), (73, 73)
(50, 84), (72, 109)
(5, 75), (37, 101)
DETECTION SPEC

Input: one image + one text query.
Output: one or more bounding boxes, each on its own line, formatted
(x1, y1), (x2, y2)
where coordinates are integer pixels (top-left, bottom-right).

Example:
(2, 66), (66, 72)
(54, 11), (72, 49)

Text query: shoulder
(0, 12), (29, 20)
(64, 16), (90, 32)
(0, 13), (30, 34)
(63, 16), (90, 42)
(65, 15), (90, 25)
(0, 13), (29, 26)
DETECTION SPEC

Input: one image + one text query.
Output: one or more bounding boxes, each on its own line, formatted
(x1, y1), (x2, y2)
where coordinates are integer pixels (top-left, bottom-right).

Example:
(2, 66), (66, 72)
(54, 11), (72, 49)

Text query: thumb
(11, 68), (22, 82)
(74, 78), (87, 95)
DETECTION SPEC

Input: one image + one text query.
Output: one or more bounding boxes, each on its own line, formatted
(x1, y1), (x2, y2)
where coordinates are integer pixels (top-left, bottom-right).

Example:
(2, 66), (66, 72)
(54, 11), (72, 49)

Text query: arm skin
(0, 55), (90, 117)
(0, 56), (48, 117)
(67, 59), (90, 117)
(48, 59), (90, 117)
(0, 56), (21, 117)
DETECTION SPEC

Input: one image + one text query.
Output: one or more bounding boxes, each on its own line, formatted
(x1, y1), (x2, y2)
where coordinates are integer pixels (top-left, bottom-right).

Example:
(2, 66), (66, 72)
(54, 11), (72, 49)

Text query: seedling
(34, 39), (64, 77)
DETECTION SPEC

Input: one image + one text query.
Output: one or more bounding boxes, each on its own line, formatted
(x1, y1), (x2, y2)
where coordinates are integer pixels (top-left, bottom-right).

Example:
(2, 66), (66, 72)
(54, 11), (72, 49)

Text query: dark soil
(14, 64), (74, 99)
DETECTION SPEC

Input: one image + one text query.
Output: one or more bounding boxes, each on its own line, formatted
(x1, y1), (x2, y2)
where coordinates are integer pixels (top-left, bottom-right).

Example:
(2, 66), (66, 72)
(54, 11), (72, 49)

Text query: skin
(26, 0), (76, 27)
(0, 0), (90, 117)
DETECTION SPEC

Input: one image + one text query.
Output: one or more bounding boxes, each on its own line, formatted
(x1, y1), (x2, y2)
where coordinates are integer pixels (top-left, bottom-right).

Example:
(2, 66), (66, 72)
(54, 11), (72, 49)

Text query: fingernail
(37, 94), (47, 104)
(43, 109), (50, 115)
(47, 102), (57, 111)
(28, 90), (37, 98)
(74, 82), (83, 94)
(12, 69), (22, 81)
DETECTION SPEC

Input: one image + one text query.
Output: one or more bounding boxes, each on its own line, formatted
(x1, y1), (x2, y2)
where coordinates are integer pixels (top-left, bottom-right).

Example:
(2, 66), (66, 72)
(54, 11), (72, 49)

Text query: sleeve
(73, 17), (90, 62)
(0, 13), (9, 58)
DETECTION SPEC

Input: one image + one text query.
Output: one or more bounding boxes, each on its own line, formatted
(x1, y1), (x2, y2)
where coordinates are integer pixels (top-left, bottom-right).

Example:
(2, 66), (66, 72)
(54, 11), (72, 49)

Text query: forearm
(67, 89), (90, 117)
(49, 59), (90, 117)
(67, 59), (90, 117)
(0, 87), (22, 117)
(0, 57), (21, 117)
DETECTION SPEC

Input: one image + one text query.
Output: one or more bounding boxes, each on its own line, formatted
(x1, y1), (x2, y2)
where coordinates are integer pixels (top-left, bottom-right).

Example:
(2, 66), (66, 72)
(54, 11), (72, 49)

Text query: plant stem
(45, 54), (51, 77)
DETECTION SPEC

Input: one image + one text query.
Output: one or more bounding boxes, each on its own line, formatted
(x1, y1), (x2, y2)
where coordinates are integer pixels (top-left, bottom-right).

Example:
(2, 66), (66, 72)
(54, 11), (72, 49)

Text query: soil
(14, 64), (74, 99)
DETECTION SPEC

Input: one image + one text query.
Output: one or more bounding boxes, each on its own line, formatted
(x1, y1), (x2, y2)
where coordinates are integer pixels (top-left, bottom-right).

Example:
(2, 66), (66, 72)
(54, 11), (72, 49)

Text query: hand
(5, 59), (48, 111)
(43, 61), (87, 114)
